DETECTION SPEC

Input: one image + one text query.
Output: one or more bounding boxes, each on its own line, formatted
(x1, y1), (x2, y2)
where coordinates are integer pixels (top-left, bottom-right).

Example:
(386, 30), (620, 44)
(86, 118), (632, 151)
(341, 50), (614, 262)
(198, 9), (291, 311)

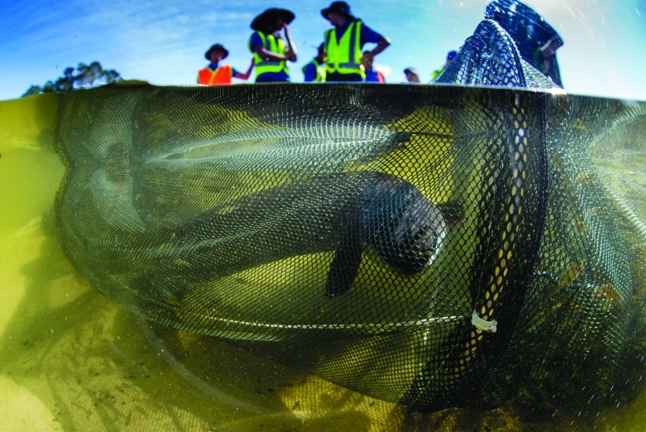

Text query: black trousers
(325, 72), (363, 82)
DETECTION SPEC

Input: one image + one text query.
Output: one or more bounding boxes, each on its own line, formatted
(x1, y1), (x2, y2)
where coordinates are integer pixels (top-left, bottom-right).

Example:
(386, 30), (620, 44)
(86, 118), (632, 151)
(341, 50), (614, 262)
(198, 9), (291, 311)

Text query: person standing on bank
(403, 67), (420, 83)
(303, 43), (327, 82)
(249, 8), (298, 83)
(430, 50), (457, 82)
(362, 51), (384, 83)
(321, 2), (390, 82)
(198, 44), (254, 85)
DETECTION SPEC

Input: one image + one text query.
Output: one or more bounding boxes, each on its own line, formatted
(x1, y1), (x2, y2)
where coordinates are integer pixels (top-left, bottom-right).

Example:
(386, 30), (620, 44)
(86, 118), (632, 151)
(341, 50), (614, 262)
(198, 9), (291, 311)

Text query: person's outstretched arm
(234, 59), (255, 80)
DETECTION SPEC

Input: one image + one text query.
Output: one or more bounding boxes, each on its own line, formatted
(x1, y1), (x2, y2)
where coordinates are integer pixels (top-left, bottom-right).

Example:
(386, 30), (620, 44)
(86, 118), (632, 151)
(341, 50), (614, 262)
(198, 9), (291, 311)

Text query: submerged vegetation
(21, 61), (123, 97)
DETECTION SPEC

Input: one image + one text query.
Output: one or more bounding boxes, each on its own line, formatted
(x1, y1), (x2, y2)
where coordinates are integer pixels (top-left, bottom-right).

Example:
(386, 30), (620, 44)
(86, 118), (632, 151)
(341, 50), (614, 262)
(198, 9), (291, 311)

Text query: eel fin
(325, 242), (363, 297)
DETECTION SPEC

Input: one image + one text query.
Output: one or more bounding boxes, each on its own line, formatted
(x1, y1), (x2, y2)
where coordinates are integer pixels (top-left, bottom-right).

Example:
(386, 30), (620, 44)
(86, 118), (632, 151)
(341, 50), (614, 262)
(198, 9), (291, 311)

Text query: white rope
(471, 310), (498, 333)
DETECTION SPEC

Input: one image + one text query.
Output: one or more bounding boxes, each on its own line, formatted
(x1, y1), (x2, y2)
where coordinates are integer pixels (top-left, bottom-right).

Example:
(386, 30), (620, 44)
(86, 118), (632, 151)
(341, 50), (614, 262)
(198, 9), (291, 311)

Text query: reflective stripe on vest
(324, 21), (364, 78)
(249, 31), (289, 77)
(198, 65), (233, 85)
(430, 67), (444, 81)
(302, 59), (326, 82)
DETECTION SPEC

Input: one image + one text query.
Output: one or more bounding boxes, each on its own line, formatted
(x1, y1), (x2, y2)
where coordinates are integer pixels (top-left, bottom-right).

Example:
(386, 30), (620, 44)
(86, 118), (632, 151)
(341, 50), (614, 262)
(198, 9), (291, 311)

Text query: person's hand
(540, 35), (563, 58)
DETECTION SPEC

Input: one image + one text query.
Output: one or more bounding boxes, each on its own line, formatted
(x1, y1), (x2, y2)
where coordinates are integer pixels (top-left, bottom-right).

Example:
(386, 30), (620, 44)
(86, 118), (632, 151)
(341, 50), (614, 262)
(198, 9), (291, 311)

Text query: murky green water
(1, 87), (646, 431)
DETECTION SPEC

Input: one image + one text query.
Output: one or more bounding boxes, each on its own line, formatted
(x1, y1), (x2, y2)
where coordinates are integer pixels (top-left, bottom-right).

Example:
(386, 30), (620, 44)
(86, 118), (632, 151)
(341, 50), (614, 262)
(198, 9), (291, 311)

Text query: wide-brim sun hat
(321, 1), (356, 20)
(251, 8), (295, 32)
(205, 44), (229, 61)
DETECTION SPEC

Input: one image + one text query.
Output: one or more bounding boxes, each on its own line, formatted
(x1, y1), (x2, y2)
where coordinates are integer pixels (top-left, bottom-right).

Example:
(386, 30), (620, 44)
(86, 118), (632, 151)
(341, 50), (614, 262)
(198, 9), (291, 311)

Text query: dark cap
(205, 44), (229, 61)
(447, 50), (458, 60)
(251, 8), (295, 32)
(321, 2), (355, 20)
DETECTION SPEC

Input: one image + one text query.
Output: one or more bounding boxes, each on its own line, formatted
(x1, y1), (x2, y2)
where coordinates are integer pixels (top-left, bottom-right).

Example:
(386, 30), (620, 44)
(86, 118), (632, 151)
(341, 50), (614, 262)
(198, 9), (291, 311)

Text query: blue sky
(1, 0), (645, 101)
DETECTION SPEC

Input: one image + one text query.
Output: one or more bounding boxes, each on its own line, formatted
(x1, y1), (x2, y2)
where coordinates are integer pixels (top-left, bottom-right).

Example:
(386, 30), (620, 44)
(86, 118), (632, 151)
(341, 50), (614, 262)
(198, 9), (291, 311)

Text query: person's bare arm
(252, 45), (290, 62)
(283, 25), (297, 62)
(234, 59), (255, 80)
(540, 35), (564, 58)
(361, 37), (390, 63)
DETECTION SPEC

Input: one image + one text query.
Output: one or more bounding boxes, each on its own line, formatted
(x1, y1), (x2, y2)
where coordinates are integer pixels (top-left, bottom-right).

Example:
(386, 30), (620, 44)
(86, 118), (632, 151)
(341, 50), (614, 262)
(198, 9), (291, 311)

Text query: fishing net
(438, 0), (564, 88)
(54, 82), (646, 416)
(53, 6), (646, 418)
(437, 19), (556, 89)
(484, 0), (564, 87)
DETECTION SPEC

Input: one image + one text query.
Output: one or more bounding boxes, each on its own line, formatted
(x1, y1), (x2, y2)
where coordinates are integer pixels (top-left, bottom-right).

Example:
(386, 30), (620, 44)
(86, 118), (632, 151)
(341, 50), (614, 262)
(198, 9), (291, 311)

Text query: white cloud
(375, 64), (392, 77)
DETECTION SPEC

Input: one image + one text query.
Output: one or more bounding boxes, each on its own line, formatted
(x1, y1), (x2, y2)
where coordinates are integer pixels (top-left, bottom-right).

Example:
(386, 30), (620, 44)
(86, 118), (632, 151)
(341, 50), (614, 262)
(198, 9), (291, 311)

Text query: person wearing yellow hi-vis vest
(430, 50), (457, 82)
(302, 43), (327, 82)
(249, 8), (298, 83)
(321, 2), (390, 82)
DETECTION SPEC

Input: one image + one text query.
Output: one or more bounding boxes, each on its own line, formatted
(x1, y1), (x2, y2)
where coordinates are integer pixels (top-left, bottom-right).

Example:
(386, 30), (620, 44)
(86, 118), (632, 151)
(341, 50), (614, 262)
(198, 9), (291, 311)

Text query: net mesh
(54, 83), (646, 415)
(439, 0), (563, 88)
(54, 10), (646, 417)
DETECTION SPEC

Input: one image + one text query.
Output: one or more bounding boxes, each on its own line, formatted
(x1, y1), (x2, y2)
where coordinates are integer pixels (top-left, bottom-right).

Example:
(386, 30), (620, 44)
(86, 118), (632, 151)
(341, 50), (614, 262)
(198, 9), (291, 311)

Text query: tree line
(22, 61), (123, 97)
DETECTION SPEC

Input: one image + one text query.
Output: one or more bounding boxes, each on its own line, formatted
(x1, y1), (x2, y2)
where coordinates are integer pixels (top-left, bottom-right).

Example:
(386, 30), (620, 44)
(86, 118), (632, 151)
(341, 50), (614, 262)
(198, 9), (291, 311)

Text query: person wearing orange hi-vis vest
(362, 50), (385, 83)
(198, 44), (254, 85)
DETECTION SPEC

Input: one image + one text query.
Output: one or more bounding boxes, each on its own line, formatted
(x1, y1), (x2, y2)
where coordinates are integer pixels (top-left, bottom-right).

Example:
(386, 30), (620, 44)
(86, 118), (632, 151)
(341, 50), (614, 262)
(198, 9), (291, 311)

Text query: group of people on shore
(198, 0), (564, 87)
(198, 2), (440, 85)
